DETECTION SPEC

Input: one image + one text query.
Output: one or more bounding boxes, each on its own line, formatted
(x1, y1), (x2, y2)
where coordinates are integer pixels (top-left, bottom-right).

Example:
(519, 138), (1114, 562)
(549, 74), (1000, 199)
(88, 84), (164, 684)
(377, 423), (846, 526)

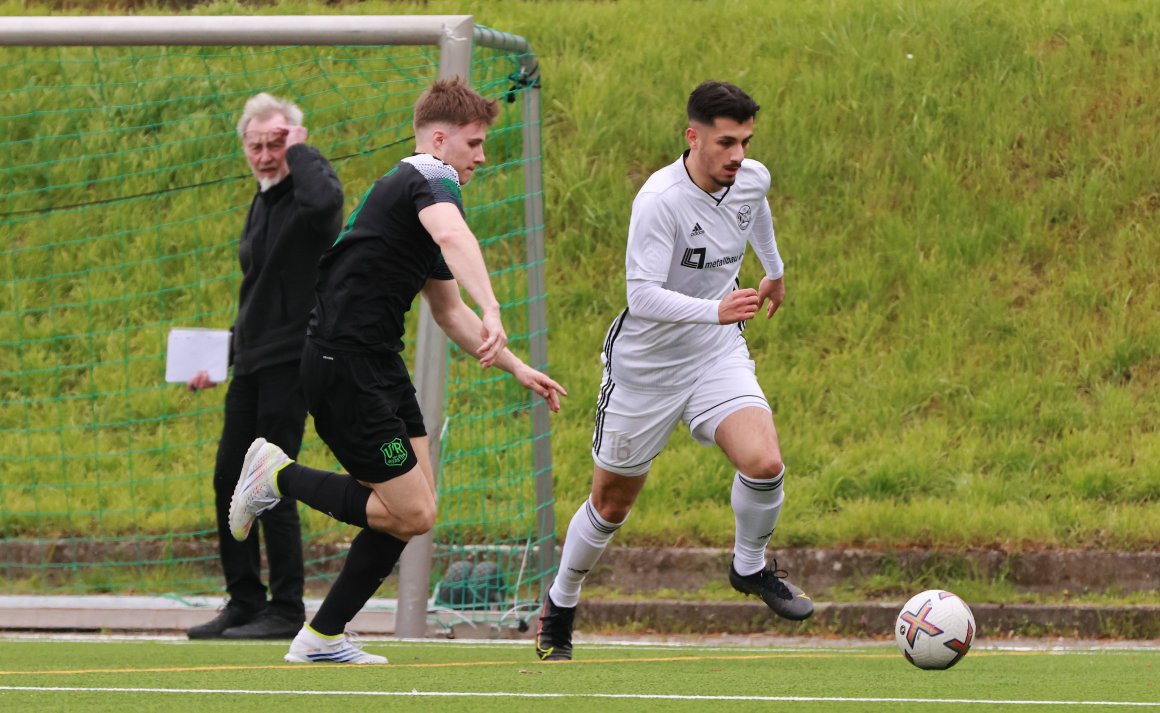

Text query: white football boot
(228, 437), (290, 541)
(284, 626), (388, 664)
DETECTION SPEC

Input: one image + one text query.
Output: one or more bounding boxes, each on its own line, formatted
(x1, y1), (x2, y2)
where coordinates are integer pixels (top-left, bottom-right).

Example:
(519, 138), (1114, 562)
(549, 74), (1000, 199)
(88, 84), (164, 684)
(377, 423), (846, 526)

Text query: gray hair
(236, 92), (304, 138)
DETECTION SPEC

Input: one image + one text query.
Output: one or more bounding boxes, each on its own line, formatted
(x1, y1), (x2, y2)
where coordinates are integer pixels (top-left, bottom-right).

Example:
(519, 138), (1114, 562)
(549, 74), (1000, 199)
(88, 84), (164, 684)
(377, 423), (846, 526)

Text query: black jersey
(308, 153), (457, 354)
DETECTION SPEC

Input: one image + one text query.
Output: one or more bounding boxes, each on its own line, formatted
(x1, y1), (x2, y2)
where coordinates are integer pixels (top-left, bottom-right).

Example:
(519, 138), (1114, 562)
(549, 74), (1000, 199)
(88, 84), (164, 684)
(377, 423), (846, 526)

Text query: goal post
(0, 15), (554, 637)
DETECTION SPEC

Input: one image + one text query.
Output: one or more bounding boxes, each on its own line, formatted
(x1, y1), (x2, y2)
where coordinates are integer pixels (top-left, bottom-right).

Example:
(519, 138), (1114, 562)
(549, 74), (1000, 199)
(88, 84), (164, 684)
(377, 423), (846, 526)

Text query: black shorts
(300, 339), (425, 483)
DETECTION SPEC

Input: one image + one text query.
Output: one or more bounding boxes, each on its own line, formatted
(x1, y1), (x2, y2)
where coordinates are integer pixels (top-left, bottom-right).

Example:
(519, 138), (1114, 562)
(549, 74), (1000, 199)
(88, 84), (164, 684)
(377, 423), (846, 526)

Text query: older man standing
(186, 93), (343, 640)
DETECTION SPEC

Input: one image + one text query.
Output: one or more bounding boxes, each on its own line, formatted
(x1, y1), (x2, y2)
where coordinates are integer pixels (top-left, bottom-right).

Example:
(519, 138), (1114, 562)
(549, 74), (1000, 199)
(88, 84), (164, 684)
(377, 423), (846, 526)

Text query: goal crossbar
(0, 15), (471, 46)
(0, 15), (539, 84)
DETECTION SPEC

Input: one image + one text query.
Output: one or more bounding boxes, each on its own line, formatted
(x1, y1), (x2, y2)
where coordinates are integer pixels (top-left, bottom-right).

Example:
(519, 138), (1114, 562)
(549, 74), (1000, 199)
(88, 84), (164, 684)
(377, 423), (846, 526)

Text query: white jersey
(603, 153), (782, 391)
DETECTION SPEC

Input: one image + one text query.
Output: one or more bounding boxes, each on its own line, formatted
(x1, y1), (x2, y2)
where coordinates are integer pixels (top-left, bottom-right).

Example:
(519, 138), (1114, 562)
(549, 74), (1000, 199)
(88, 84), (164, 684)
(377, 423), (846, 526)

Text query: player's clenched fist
(718, 288), (760, 324)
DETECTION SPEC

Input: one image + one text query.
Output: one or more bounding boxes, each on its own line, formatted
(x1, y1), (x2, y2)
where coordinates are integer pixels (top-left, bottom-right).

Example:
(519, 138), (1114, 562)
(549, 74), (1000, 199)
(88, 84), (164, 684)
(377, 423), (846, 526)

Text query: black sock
(277, 462), (371, 529)
(310, 528), (407, 636)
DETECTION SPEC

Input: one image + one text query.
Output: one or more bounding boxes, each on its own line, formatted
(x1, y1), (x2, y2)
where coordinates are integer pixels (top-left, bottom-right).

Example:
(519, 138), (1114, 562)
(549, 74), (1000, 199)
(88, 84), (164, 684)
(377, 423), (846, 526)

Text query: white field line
(1, 686), (1159, 707)
(1, 633), (1156, 654)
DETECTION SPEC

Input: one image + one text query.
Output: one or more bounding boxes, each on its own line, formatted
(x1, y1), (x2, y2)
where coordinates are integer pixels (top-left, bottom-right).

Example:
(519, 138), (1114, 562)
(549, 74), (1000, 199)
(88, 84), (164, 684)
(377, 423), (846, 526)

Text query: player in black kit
(229, 78), (566, 664)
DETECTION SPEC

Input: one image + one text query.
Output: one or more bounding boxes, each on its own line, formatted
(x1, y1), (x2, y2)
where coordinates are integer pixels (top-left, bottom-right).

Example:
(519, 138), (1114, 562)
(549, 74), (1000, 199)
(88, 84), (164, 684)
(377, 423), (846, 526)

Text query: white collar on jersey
(680, 149), (731, 206)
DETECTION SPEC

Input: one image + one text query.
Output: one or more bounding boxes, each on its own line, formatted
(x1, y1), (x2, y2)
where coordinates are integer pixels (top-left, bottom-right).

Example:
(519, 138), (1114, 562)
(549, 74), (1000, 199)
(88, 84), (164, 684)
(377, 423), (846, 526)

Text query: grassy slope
(5, 0), (1160, 550)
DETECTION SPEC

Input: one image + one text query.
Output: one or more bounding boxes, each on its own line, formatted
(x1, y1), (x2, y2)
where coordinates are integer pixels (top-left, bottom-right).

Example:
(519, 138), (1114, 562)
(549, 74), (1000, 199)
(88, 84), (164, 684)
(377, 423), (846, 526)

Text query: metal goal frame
(0, 14), (554, 638)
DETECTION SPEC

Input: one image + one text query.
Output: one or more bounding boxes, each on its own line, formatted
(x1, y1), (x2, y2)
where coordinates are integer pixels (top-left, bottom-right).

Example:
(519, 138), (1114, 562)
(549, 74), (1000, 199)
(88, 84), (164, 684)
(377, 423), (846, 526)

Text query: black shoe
(187, 605), (256, 639)
(221, 608), (304, 640)
(534, 593), (576, 661)
(729, 559), (815, 621)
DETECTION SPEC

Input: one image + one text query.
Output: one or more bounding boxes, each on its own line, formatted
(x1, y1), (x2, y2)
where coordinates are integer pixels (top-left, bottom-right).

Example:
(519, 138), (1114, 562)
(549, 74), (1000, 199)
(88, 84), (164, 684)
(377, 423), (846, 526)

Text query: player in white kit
(535, 81), (814, 661)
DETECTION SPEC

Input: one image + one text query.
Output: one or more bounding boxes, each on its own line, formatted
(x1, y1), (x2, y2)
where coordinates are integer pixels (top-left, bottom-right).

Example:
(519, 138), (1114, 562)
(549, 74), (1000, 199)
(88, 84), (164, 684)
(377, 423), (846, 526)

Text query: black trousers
(211, 361), (306, 619)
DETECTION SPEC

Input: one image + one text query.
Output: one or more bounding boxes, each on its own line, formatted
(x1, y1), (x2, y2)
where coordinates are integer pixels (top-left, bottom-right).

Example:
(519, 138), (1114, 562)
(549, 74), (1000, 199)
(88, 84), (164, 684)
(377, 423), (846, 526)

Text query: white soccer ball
(895, 589), (976, 670)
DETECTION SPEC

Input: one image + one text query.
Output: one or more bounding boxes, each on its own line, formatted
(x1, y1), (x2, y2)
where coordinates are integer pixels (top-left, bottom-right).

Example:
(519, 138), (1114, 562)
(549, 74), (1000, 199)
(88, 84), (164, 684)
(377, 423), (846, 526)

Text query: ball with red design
(894, 589), (976, 670)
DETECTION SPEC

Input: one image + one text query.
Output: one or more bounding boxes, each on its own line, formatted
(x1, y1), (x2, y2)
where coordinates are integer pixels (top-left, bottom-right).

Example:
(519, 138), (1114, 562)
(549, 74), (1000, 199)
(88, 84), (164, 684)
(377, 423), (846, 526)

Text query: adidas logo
(690, 222), (705, 237)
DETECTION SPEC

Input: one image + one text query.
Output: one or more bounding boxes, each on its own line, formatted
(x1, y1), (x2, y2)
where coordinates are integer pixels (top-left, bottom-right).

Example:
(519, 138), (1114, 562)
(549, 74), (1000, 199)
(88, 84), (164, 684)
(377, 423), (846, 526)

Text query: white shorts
(591, 354), (771, 476)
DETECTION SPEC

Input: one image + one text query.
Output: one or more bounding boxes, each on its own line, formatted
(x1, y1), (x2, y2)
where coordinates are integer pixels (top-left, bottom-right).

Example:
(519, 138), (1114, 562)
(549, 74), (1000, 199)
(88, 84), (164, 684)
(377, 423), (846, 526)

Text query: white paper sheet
(165, 328), (230, 383)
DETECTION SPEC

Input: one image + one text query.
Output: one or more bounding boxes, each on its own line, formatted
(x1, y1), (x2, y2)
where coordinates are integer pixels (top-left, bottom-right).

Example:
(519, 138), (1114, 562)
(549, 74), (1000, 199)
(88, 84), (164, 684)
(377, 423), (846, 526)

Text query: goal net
(0, 16), (554, 634)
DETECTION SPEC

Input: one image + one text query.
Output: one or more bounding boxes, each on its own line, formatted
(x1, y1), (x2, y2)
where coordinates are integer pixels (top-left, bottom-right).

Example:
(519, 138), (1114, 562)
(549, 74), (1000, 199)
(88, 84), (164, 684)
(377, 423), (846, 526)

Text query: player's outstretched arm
(418, 203), (506, 365)
(421, 278), (566, 411)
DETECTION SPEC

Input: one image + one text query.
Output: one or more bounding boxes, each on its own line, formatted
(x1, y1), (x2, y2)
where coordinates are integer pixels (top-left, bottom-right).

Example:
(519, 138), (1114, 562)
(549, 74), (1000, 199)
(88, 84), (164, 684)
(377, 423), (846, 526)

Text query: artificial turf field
(0, 635), (1156, 712)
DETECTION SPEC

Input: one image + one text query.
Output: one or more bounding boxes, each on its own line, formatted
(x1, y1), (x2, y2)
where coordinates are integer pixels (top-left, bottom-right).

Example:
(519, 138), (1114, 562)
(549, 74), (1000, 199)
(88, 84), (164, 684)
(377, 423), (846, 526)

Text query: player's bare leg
(715, 406), (783, 480)
(405, 434), (438, 502)
(715, 406), (813, 620)
(295, 435), (427, 539)
(590, 465), (648, 523)
(537, 466), (647, 661)
(361, 462), (436, 540)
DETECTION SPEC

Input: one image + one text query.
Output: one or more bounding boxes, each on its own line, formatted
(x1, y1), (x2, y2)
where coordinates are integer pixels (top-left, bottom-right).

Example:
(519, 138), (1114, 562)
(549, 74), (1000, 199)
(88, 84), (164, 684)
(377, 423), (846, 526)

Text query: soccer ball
(894, 589), (976, 670)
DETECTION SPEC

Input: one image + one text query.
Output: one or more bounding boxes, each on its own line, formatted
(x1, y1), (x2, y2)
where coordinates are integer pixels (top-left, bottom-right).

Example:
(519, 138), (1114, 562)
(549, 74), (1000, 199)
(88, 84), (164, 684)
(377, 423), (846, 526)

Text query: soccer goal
(0, 15), (554, 637)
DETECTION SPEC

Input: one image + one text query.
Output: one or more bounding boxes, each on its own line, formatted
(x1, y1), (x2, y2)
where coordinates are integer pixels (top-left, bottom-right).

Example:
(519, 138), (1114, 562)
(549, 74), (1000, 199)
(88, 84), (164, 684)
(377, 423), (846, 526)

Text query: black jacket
(231, 143), (343, 375)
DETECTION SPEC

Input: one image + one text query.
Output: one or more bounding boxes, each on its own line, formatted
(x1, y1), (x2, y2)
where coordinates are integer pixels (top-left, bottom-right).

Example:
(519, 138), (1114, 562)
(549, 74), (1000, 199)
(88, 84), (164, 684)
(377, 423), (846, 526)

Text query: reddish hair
(414, 77), (500, 130)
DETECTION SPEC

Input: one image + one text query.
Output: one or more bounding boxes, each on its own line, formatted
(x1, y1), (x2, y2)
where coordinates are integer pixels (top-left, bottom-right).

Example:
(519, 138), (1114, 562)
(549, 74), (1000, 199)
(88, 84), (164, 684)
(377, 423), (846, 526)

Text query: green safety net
(0, 33), (552, 630)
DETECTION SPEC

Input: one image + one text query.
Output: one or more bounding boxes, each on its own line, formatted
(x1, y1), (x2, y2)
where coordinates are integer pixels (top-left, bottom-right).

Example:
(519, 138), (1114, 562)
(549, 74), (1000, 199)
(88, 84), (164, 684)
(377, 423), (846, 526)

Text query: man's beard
(715, 165), (741, 188)
(258, 173), (287, 192)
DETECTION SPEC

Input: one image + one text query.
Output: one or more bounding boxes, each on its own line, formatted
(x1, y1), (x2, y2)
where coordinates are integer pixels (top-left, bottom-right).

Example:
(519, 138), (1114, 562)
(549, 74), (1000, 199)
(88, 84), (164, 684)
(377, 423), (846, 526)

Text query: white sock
(731, 466), (785, 576)
(548, 498), (625, 608)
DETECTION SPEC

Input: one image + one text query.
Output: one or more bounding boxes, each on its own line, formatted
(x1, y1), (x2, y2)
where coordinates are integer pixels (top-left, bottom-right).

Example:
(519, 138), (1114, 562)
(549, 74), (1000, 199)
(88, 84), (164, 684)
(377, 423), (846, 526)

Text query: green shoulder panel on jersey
(332, 165), (401, 247)
(437, 176), (462, 203)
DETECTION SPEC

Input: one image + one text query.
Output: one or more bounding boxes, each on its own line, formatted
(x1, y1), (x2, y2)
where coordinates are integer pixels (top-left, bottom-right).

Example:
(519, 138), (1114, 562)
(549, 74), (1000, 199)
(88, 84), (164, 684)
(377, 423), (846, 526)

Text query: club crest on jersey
(737, 205), (752, 230)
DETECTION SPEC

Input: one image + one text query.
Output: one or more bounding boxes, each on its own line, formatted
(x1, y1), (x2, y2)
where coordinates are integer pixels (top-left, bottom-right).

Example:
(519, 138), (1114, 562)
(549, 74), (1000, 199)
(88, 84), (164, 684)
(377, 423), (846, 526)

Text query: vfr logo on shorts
(380, 438), (408, 467)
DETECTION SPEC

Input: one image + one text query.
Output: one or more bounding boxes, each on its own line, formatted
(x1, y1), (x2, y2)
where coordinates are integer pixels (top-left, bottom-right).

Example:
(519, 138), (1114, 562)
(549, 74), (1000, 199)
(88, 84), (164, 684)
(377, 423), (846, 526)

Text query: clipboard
(165, 328), (230, 383)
